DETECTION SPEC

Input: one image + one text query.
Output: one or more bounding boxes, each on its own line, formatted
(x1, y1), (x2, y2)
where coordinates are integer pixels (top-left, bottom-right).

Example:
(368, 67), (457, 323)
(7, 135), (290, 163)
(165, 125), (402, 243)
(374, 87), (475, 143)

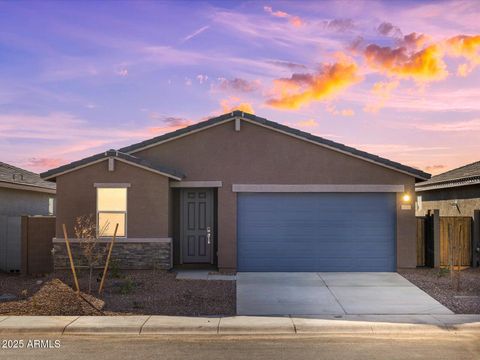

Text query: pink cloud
(410, 119), (480, 132)
(297, 119), (318, 128)
(263, 6), (288, 18)
(216, 77), (261, 93)
(0, 112), (197, 172)
(424, 164), (446, 174)
(377, 22), (402, 37)
(26, 157), (65, 170)
(263, 6), (304, 27)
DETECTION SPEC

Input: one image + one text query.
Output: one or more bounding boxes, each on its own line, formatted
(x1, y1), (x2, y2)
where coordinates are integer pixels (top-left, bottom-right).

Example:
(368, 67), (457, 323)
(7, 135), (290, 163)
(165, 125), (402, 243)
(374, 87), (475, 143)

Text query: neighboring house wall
(132, 120), (417, 270)
(55, 160), (170, 239)
(0, 187), (54, 272)
(0, 187), (54, 216)
(416, 184), (480, 217)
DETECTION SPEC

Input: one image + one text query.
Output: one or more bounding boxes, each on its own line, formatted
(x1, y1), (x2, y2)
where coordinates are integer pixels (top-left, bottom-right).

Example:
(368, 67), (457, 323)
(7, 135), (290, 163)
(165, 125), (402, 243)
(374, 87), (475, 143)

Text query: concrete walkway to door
(237, 273), (453, 316)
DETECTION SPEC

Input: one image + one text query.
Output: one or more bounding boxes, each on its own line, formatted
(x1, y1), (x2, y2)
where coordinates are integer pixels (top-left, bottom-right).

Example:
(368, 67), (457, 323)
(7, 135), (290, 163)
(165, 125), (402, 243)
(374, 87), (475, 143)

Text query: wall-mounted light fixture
(402, 193), (411, 203)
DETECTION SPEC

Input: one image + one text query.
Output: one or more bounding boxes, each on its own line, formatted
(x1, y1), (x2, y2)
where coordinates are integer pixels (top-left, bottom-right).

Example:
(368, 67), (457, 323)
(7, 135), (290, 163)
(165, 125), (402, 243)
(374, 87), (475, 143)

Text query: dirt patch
(0, 279), (103, 316)
(0, 269), (235, 316)
(399, 267), (480, 314)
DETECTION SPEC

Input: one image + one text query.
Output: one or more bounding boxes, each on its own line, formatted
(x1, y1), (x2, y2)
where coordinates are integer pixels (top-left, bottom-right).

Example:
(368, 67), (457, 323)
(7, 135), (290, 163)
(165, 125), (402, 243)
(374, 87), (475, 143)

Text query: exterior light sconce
(402, 193), (411, 203)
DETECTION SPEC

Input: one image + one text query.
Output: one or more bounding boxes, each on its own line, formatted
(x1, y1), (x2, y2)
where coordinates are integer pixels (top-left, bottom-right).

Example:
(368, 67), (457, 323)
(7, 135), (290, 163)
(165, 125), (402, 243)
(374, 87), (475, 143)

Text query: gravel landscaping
(399, 267), (480, 314)
(0, 269), (236, 316)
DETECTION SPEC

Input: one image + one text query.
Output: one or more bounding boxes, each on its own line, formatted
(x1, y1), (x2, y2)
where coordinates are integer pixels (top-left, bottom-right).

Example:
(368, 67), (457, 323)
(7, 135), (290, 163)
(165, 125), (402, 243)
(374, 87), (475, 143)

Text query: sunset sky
(1, 0), (479, 175)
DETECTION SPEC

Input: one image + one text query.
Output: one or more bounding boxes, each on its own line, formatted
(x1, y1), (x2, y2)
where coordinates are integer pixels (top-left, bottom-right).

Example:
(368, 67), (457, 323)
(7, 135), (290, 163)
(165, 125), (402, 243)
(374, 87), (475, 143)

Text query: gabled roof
(119, 111), (430, 180)
(40, 150), (184, 181)
(0, 161), (56, 193)
(416, 160), (480, 191)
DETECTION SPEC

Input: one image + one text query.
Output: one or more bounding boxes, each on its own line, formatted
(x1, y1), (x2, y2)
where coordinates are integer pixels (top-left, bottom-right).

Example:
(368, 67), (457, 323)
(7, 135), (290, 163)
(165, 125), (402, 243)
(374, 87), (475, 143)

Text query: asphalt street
(0, 334), (479, 360)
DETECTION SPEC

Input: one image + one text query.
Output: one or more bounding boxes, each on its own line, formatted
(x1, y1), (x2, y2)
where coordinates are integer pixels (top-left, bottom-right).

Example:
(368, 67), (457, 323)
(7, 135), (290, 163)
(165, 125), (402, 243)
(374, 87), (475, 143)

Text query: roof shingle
(119, 111), (430, 180)
(416, 160), (480, 190)
(40, 150), (184, 181)
(0, 162), (56, 191)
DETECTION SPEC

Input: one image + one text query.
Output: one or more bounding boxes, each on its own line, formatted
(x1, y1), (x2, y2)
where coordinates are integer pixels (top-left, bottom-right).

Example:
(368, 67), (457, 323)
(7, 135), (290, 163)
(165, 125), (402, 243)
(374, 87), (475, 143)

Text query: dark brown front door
(180, 188), (214, 263)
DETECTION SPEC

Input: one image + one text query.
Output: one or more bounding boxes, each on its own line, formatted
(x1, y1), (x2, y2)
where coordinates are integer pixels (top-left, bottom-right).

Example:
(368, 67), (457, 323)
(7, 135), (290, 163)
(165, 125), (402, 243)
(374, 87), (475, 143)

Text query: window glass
(97, 187), (127, 237)
(98, 212), (126, 237)
(97, 188), (127, 211)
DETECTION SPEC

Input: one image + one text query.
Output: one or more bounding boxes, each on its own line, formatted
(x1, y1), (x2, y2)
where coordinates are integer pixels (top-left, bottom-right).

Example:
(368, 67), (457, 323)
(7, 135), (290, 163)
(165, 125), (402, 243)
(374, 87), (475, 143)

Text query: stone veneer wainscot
(52, 238), (172, 270)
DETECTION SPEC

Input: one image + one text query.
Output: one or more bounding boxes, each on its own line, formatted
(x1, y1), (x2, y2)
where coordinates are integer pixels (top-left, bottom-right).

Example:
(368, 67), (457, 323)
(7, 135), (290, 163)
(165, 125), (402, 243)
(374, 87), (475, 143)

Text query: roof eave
(0, 180), (56, 194)
(416, 177), (480, 192)
(41, 155), (184, 181)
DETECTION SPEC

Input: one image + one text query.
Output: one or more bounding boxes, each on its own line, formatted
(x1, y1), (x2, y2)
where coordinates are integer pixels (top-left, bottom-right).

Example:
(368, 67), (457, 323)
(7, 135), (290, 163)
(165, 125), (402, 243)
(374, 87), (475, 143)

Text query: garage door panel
(237, 193), (396, 272)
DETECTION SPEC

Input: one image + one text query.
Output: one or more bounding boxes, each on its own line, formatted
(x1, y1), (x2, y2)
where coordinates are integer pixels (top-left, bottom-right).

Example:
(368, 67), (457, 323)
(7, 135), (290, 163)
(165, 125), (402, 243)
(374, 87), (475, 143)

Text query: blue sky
(1, 0), (479, 174)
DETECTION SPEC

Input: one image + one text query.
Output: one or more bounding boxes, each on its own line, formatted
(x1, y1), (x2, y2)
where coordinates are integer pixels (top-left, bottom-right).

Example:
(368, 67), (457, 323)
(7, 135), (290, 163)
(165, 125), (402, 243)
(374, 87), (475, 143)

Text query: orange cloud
(220, 97), (255, 114)
(266, 58), (361, 109)
(364, 80), (399, 113)
(447, 35), (480, 58)
(446, 35), (480, 76)
(364, 43), (447, 81)
(289, 16), (303, 28)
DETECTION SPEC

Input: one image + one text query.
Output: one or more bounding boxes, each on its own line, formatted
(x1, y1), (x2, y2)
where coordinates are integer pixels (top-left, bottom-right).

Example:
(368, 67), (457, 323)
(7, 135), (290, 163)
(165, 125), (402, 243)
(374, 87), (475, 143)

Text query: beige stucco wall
(416, 184), (480, 218)
(417, 198), (480, 217)
(55, 160), (169, 239)
(132, 119), (417, 270)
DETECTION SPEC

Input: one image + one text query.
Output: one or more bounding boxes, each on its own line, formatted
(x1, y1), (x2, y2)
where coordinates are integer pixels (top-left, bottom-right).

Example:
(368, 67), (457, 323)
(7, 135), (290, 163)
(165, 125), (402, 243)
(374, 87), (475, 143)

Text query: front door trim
(179, 188), (214, 264)
(171, 181), (222, 188)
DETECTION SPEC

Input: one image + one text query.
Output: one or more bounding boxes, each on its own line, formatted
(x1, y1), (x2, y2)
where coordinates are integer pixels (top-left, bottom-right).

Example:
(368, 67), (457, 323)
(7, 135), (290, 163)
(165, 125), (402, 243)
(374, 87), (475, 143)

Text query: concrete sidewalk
(0, 314), (479, 335)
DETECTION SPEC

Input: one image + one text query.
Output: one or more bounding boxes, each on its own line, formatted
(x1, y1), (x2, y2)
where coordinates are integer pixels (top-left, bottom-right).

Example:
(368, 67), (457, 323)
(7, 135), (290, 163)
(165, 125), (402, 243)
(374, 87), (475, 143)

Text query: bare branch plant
(73, 214), (109, 293)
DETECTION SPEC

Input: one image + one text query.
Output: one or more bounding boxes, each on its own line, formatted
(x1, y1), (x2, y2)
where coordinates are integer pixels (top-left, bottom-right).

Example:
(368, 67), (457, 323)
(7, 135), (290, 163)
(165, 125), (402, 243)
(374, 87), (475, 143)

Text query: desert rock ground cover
(399, 267), (480, 314)
(0, 269), (235, 316)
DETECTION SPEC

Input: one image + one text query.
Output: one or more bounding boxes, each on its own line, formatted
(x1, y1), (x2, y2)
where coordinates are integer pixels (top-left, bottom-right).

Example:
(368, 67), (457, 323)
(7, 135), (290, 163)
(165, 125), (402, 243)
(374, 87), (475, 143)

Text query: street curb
(0, 315), (478, 335)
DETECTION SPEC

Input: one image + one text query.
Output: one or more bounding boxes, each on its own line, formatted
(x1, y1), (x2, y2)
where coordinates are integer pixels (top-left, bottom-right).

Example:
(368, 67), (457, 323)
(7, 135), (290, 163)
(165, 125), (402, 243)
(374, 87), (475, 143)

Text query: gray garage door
(237, 193), (396, 272)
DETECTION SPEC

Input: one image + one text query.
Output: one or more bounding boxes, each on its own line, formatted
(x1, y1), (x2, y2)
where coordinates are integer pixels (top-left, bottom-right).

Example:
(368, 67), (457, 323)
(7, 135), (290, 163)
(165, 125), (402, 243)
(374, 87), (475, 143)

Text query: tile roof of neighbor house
(416, 160), (480, 191)
(40, 150), (185, 181)
(0, 161), (56, 192)
(119, 111), (430, 180)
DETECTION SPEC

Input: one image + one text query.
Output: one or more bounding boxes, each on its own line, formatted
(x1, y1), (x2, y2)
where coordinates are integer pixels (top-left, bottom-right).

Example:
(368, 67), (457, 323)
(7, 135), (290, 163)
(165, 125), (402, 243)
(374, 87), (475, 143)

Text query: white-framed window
(48, 197), (55, 215)
(97, 187), (127, 237)
(416, 195), (422, 211)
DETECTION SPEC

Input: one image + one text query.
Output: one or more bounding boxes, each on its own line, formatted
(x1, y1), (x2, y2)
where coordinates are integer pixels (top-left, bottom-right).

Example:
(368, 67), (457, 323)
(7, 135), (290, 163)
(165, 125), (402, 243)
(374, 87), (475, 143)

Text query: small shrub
(109, 259), (122, 279)
(438, 268), (450, 277)
(119, 277), (135, 295)
(132, 301), (143, 309)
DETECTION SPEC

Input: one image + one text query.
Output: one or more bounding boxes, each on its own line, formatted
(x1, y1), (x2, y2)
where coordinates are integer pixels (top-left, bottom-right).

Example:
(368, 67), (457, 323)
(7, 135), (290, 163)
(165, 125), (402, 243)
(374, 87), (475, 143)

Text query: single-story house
(415, 161), (480, 217)
(41, 111), (430, 272)
(0, 162), (56, 272)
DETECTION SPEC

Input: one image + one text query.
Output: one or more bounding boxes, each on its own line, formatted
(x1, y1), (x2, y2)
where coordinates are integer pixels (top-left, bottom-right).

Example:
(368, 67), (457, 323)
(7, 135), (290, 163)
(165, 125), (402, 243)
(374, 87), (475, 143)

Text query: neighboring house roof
(0, 161), (56, 194)
(119, 111), (430, 180)
(416, 160), (480, 191)
(40, 149), (184, 181)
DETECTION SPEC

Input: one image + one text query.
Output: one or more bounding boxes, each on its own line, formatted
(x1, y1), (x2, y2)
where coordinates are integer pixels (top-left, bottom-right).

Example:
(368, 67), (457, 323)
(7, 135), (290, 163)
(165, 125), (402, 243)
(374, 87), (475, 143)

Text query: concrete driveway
(236, 272), (453, 316)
